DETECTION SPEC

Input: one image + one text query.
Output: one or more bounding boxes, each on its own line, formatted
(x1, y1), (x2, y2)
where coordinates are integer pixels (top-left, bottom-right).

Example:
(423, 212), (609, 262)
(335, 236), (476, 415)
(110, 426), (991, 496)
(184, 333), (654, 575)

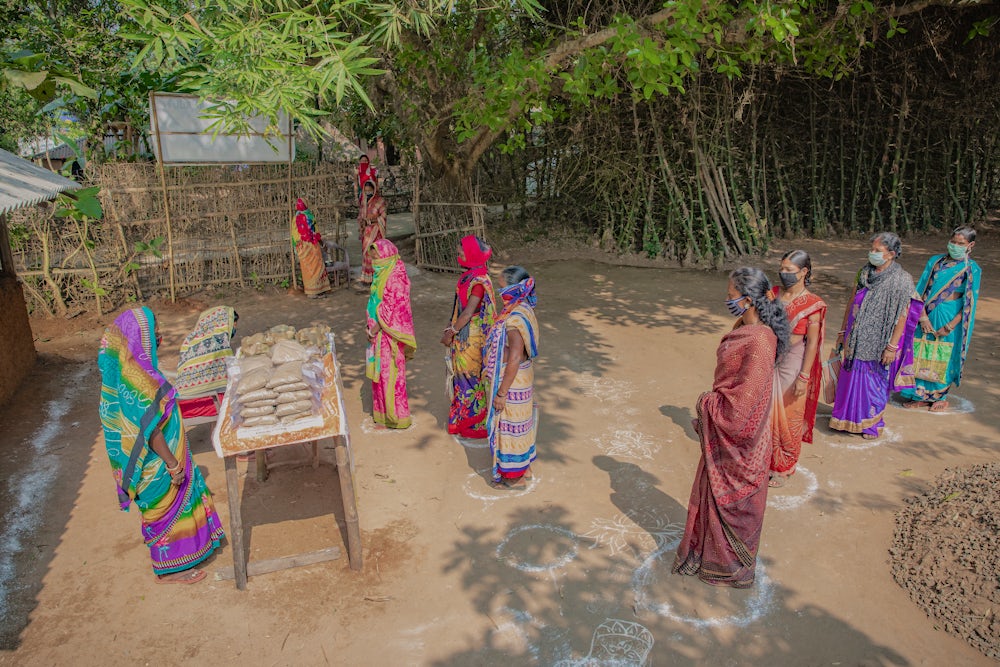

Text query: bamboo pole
(150, 93), (177, 303)
(287, 127), (298, 290)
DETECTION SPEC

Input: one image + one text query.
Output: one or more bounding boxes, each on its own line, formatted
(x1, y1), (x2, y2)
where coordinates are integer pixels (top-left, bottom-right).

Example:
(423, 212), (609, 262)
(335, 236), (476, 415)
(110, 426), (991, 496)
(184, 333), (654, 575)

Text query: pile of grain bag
(228, 324), (331, 428)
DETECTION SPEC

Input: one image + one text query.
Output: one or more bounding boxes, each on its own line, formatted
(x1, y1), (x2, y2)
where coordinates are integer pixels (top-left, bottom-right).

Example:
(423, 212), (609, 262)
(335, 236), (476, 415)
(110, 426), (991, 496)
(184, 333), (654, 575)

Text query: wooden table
(211, 336), (362, 589)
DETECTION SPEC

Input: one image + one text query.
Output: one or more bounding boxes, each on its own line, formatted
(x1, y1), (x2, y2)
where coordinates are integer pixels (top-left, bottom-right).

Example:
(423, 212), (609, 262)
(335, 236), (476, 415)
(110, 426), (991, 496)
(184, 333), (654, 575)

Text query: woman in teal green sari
(902, 226), (981, 412)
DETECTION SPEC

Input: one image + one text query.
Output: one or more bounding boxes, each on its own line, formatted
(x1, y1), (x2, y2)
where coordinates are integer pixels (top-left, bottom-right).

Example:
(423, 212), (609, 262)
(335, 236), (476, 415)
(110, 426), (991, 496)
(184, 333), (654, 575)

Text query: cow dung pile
(890, 462), (1000, 659)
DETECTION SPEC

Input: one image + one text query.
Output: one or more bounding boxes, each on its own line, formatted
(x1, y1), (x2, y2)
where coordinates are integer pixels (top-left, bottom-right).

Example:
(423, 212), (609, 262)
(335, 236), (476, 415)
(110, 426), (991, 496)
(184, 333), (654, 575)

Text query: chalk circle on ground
(496, 524), (580, 573)
(453, 434), (489, 449)
(768, 465), (819, 511)
(820, 422), (899, 451)
(360, 418), (416, 436)
(463, 469), (539, 501)
(888, 394), (974, 415)
(632, 540), (775, 629)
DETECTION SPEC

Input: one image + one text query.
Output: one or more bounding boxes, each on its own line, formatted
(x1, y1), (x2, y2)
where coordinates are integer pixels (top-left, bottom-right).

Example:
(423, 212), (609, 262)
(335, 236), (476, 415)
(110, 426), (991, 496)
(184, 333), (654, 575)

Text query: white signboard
(150, 93), (295, 164)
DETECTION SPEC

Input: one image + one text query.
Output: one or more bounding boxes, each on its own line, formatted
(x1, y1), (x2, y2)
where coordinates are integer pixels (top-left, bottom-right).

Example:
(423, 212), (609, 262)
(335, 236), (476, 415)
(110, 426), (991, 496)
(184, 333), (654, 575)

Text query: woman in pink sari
(366, 239), (416, 428)
(673, 268), (793, 588)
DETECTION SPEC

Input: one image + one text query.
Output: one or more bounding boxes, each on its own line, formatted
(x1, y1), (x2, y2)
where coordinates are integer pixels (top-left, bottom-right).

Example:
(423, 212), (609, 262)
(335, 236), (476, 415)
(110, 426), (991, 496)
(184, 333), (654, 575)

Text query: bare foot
(768, 474), (787, 488)
(156, 569), (206, 585)
(929, 401), (949, 413)
(862, 432), (880, 440)
(902, 400), (930, 410)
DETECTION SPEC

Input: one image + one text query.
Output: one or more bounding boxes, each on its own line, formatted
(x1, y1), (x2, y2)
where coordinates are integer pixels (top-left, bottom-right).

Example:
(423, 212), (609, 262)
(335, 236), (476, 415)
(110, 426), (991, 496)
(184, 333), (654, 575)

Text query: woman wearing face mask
(770, 250), (826, 487)
(830, 232), (921, 439)
(673, 268), (793, 588)
(901, 226), (981, 412)
(483, 266), (539, 488)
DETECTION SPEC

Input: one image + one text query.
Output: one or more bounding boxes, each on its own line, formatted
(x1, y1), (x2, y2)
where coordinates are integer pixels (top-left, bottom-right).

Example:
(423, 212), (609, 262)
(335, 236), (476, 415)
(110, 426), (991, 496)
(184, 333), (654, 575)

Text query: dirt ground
(1, 224), (997, 666)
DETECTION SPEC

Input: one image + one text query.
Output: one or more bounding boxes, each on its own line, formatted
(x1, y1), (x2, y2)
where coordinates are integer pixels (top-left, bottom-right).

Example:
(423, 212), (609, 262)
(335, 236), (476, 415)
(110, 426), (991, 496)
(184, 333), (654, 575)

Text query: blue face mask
(868, 251), (887, 267)
(725, 297), (748, 317)
(947, 242), (968, 260)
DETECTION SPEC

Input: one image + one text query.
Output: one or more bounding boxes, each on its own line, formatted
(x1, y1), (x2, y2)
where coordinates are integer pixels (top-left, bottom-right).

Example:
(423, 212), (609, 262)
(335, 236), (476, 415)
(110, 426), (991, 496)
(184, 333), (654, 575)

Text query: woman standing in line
(293, 198), (331, 299)
(98, 307), (225, 584)
(366, 239), (417, 429)
(673, 268), (792, 588)
(441, 235), (497, 439)
(770, 250), (826, 486)
(901, 226), (981, 412)
(830, 232), (921, 439)
(357, 179), (387, 288)
(483, 266), (540, 488)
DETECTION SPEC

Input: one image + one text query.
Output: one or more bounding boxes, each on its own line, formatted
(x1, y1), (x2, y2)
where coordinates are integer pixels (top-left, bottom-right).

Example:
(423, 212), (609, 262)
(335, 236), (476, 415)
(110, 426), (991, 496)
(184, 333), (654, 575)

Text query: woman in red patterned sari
(770, 250), (826, 486)
(357, 179), (387, 287)
(673, 267), (793, 588)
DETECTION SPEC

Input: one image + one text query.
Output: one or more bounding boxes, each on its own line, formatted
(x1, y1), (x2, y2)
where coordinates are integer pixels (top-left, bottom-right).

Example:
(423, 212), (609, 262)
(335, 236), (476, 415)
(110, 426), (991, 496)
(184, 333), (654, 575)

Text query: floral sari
(900, 254), (981, 404)
(366, 240), (416, 428)
(293, 199), (330, 297)
(98, 308), (224, 575)
(447, 236), (497, 439)
(673, 325), (792, 588)
(772, 293), (826, 475)
(484, 277), (540, 483)
(358, 182), (388, 285)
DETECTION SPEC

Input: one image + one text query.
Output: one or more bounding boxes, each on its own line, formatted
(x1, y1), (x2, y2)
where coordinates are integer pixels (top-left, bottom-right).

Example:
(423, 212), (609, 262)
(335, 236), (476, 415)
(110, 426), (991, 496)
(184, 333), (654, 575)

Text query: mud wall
(0, 276), (36, 405)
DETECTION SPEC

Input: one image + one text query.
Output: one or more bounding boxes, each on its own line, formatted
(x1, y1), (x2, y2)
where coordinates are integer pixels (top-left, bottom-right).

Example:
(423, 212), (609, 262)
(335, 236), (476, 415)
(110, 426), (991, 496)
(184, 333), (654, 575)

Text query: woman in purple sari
(830, 233), (921, 439)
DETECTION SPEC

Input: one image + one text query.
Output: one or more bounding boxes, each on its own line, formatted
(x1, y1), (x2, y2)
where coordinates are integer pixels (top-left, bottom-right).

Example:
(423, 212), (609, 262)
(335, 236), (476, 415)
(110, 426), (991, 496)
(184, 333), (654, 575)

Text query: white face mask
(868, 251), (887, 267)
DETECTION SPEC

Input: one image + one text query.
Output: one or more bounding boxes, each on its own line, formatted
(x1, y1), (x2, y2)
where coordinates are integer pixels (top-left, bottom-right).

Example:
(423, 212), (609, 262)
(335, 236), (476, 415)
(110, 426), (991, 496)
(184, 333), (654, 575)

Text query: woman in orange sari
(673, 268), (792, 588)
(357, 179), (387, 287)
(293, 198), (331, 299)
(770, 250), (826, 486)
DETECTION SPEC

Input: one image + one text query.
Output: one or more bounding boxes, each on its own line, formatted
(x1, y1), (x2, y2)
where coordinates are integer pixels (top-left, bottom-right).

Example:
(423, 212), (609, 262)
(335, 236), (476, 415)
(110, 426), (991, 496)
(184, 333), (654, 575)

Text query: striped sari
(175, 305), (235, 399)
(484, 278), (540, 483)
(98, 308), (224, 575)
(366, 240), (416, 428)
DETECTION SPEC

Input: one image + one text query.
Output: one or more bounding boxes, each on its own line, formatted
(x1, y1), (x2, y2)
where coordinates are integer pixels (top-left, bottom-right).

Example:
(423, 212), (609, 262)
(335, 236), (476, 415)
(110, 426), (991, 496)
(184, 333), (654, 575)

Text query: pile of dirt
(890, 463), (1000, 658)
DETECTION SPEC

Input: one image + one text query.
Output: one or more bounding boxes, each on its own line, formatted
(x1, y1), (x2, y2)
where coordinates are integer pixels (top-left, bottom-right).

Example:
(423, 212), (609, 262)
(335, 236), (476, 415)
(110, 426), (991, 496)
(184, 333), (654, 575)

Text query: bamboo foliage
(478, 30), (999, 262)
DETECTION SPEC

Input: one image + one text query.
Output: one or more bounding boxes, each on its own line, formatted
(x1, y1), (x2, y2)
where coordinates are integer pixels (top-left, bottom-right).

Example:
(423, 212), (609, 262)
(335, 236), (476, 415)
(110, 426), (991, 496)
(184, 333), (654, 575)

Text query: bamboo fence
(6, 162), (379, 315)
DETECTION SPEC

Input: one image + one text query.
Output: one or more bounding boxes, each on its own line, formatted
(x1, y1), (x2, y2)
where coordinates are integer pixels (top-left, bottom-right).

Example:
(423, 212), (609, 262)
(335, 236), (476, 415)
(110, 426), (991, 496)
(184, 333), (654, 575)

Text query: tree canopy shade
(120, 0), (996, 181)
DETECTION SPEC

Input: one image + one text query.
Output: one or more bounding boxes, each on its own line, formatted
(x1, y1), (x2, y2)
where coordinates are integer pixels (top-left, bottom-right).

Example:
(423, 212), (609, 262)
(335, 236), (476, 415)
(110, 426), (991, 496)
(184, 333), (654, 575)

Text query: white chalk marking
(0, 364), (89, 619)
(593, 429), (661, 461)
(632, 540), (775, 629)
(553, 618), (655, 667)
(768, 465), (819, 511)
(360, 417), (417, 435)
(496, 524), (579, 573)
(463, 469), (539, 506)
(583, 511), (684, 556)
(823, 425), (899, 451)
(574, 375), (636, 402)
(452, 434), (489, 449)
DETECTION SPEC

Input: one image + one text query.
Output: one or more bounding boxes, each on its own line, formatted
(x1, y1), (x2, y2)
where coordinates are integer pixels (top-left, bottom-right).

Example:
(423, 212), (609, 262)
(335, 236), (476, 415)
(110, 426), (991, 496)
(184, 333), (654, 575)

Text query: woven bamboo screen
(7, 161), (352, 314)
(412, 168), (486, 272)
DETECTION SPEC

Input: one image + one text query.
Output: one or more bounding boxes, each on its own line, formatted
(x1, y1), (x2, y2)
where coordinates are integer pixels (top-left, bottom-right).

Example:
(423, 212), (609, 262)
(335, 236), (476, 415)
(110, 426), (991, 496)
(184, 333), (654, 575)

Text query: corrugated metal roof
(0, 147), (81, 216)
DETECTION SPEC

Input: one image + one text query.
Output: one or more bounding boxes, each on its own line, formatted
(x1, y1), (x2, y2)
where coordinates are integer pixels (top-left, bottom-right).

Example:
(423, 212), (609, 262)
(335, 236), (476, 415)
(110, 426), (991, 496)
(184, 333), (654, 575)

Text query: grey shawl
(845, 261), (915, 362)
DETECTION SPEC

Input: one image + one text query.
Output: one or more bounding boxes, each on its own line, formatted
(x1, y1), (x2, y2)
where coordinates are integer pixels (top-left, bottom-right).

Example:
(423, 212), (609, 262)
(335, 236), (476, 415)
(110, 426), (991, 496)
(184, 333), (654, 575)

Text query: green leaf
(75, 196), (103, 219)
(3, 68), (48, 91)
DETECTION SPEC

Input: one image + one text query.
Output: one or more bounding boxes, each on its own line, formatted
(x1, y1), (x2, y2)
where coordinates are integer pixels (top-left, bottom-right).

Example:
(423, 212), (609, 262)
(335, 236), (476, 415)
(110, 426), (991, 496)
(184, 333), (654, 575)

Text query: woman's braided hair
(730, 267), (791, 361)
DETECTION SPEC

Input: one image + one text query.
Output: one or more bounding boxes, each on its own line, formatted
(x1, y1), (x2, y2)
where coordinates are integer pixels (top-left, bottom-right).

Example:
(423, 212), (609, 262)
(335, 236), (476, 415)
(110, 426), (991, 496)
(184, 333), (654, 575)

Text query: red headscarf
(457, 235), (491, 307)
(295, 198), (307, 211)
